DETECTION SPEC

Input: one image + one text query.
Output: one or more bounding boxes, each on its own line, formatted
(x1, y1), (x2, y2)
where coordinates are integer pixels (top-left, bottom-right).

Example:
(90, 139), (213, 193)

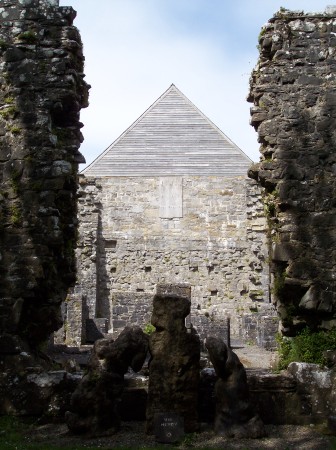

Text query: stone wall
(0, 0), (88, 362)
(248, 7), (336, 335)
(63, 174), (274, 345)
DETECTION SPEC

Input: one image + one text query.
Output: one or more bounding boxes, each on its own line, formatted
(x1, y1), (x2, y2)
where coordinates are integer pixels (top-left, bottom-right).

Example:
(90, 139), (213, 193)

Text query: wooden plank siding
(83, 84), (252, 177)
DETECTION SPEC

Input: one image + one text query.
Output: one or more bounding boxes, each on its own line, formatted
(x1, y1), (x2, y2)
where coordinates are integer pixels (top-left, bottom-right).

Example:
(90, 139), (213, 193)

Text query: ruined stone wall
(248, 7), (336, 334)
(0, 0), (88, 361)
(65, 174), (273, 345)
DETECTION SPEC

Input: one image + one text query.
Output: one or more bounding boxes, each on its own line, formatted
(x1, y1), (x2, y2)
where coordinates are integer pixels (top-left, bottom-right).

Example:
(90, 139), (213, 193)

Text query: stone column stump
(146, 283), (200, 434)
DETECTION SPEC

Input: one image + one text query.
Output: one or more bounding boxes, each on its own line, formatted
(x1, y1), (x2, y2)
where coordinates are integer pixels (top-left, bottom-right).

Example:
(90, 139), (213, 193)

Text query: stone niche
(0, 0), (89, 412)
(248, 7), (336, 334)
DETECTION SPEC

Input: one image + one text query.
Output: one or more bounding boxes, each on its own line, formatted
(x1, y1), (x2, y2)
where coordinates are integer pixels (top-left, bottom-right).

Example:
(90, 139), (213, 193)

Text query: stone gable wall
(248, 7), (336, 334)
(63, 174), (274, 346)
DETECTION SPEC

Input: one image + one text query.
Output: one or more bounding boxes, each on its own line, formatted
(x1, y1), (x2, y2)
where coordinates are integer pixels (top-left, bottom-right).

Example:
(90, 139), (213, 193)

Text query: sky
(59, 0), (328, 166)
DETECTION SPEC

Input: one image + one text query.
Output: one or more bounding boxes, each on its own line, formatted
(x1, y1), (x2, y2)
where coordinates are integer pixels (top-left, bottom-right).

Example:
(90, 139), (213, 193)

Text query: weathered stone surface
(65, 325), (148, 436)
(248, 7), (336, 334)
(0, 0), (88, 414)
(0, 0), (88, 344)
(64, 174), (274, 347)
(287, 362), (336, 421)
(205, 336), (265, 437)
(0, 346), (80, 417)
(146, 284), (200, 433)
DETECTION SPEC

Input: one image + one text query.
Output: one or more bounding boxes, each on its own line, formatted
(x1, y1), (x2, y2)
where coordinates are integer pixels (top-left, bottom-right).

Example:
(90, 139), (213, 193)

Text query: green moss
(258, 27), (267, 41)
(18, 30), (38, 44)
(9, 204), (22, 226)
(8, 125), (21, 135)
(272, 270), (286, 297)
(4, 96), (15, 104)
(9, 168), (22, 194)
(0, 105), (17, 120)
(143, 323), (155, 335)
(0, 38), (8, 50)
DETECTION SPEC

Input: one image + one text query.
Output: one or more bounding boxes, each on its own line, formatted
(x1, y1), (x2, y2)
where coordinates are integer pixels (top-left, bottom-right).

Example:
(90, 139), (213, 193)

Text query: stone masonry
(0, 0), (88, 367)
(61, 173), (273, 347)
(248, 6), (336, 334)
(58, 85), (277, 348)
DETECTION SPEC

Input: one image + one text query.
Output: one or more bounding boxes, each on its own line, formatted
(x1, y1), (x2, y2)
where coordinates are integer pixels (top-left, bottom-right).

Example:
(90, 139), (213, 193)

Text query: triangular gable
(83, 84), (252, 177)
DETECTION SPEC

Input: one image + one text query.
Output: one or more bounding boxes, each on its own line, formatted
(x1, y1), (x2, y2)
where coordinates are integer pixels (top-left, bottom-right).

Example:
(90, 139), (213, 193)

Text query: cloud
(60, 0), (325, 166)
(69, 0), (260, 165)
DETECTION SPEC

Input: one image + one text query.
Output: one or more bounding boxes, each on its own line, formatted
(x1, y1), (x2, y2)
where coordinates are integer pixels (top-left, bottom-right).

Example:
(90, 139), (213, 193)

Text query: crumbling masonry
(248, 6), (336, 334)
(0, 0), (88, 409)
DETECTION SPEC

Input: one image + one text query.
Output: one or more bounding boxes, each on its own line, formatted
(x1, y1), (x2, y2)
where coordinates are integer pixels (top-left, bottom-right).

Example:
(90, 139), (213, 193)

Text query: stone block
(156, 283), (191, 299)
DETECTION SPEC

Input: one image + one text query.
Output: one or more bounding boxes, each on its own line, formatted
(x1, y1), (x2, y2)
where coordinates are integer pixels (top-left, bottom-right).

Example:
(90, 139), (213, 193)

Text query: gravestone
(146, 284), (200, 434)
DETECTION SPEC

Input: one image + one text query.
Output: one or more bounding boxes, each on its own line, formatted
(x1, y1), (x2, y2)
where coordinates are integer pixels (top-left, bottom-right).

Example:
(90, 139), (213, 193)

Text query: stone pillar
(146, 283), (200, 434)
(248, 7), (336, 334)
(63, 175), (101, 344)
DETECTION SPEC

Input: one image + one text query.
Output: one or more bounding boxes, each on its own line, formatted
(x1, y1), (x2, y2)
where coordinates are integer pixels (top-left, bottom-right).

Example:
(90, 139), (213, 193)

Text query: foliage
(276, 327), (336, 370)
(143, 323), (155, 335)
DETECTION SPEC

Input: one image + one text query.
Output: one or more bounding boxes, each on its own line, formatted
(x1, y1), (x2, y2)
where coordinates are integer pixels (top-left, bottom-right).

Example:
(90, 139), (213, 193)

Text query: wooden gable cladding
(83, 84), (252, 177)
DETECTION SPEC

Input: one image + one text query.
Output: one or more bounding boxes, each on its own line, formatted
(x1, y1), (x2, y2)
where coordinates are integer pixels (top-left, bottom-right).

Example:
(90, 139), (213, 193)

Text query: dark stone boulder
(205, 336), (265, 438)
(65, 325), (148, 436)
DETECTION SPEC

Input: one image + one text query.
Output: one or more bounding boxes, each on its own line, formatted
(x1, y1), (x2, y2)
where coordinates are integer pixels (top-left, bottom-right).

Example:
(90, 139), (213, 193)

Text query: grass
(0, 416), (173, 450)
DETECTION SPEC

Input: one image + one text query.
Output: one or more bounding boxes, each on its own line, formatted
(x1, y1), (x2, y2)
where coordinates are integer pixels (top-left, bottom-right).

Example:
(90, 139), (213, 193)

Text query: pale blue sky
(59, 0), (328, 165)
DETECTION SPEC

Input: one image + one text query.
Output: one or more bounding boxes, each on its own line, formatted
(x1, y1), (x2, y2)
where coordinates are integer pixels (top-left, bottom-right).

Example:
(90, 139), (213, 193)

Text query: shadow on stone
(65, 325), (148, 436)
(146, 283), (200, 434)
(205, 336), (265, 438)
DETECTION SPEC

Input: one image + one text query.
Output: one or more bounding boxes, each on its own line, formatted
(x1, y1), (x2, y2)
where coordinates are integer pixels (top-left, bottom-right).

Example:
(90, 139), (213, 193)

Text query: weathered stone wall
(64, 174), (273, 345)
(248, 7), (336, 335)
(0, 0), (88, 362)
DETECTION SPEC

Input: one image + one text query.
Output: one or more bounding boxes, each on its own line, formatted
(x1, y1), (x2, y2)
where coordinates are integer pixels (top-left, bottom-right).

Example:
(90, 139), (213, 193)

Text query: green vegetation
(0, 416), (172, 450)
(143, 323), (155, 335)
(258, 26), (267, 41)
(9, 204), (22, 226)
(9, 168), (22, 194)
(4, 96), (15, 104)
(0, 38), (8, 50)
(0, 105), (17, 120)
(272, 270), (286, 297)
(276, 327), (336, 370)
(8, 125), (21, 135)
(18, 30), (38, 44)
